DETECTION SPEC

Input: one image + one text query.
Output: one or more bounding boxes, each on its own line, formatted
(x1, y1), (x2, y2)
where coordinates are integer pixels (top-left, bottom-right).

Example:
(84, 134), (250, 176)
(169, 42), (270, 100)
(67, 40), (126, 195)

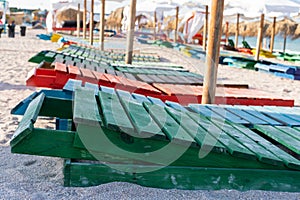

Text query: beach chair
(10, 86), (300, 190)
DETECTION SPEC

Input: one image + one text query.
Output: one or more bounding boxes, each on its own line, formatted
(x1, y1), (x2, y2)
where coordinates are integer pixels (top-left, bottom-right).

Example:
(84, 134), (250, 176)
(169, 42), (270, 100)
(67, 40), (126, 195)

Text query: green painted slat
(73, 88), (102, 126)
(119, 98), (165, 138)
(143, 102), (194, 143)
(98, 91), (135, 133)
(165, 107), (227, 153)
(63, 79), (82, 92)
(187, 111), (256, 159)
(212, 121), (284, 166)
(232, 123), (300, 170)
(254, 125), (300, 155)
(273, 126), (300, 142)
(10, 93), (45, 147)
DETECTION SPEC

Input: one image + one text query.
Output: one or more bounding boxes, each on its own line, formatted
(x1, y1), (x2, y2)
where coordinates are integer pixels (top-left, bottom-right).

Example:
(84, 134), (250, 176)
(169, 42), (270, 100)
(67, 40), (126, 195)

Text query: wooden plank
(205, 105), (249, 124)
(100, 86), (116, 94)
(119, 98), (165, 138)
(212, 121), (284, 166)
(165, 107), (226, 152)
(132, 93), (151, 103)
(143, 102), (194, 143)
(63, 79), (82, 92)
(165, 101), (186, 111)
(186, 111), (257, 159)
(68, 65), (81, 76)
(64, 161), (300, 191)
(252, 106), (300, 126)
(116, 89), (134, 101)
(188, 104), (226, 121)
(275, 126), (300, 142)
(84, 82), (99, 95)
(10, 93), (45, 147)
(220, 105), (269, 125)
(232, 123), (300, 170)
(234, 105), (282, 126)
(147, 97), (165, 107)
(73, 88), (102, 126)
(254, 125), (300, 155)
(98, 91), (135, 133)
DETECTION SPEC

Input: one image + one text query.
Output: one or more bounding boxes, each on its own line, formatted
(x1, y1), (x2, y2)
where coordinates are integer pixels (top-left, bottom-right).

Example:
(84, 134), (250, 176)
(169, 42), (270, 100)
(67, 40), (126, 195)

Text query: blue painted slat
(63, 79), (82, 92)
(165, 101), (187, 111)
(205, 105), (249, 124)
(233, 105), (283, 126)
(100, 86), (116, 94)
(251, 106), (300, 127)
(84, 82), (99, 95)
(132, 93), (150, 103)
(147, 96), (165, 107)
(116, 90), (134, 101)
(188, 104), (224, 121)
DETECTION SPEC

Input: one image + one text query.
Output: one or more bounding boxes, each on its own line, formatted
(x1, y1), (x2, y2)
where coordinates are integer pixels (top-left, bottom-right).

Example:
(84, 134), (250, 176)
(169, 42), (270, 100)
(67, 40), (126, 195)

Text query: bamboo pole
(225, 21), (229, 45)
(270, 17), (276, 52)
(83, 0), (87, 39)
(203, 5), (208, 51)
(125, 0), (137, 64)
(77, 3), (80, 38)
(153, 11), (157, 40)
(174, 6), (179, 42)
(89, 0), (94, 45)
(202, 0), (224, 104)
(235, 13), (240, 48)
(100, 0), (105, 50)
(255, 14), (264, 61)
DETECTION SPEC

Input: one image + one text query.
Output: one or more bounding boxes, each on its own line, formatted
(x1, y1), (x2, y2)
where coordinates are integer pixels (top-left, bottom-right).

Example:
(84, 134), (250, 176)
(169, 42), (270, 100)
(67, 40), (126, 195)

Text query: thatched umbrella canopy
(56, 8), (83, 24)
(106, 6), (124, 27)
(224, 20), (271, 37)
(292, 24), (300, 40)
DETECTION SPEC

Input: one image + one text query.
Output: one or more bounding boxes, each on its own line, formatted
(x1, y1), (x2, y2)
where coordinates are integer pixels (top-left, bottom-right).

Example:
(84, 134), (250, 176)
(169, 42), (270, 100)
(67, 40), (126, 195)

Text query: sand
(0, 27), (300, 199)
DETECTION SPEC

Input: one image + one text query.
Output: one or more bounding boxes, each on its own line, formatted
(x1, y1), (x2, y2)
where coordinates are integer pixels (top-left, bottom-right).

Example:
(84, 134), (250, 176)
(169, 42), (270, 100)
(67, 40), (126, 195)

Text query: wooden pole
(270, 17), (276, 52)
(283, 29), (287, 54)
(100, 0), (105, 50)
(89, 0), (94, 45)
(153, 11), (157, 40)
(255, 14), (264, 61)
(203, 5), (208, 51)
(174, 6), (179, 42)
(125, 0), (137, 64)
(77, 3), (80, 38)
(225, 21), (229, 45)
(202, 0), (224, 104)
(235, 13), (240, 48)
(83, 0), (87, 39)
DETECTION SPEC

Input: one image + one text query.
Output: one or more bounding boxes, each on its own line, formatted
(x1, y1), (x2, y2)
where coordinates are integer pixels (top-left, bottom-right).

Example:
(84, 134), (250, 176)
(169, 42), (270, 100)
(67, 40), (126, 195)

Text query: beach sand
(0, 27), (300, 199)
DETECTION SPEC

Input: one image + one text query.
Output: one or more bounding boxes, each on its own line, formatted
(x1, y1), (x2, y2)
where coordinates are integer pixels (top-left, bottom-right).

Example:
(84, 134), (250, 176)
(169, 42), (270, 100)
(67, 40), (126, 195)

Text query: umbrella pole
(270, 17), (276, 52)
(125, 0), (137, 64)
(83, 0), (87, 39)
(89, 0), (94, 45)
(100, 0), (105, 51)
(175, 6), (179, 43)
(255, 14), (264, 61)
(202, 0), (224, 104)
(225, 21), (229, 45)
(283, 29), (287, 54)
(203, 5), (208, 51)
(77, 3), (80, 38)
(153, 11), (157, 40)
(235, 13), (239, 48)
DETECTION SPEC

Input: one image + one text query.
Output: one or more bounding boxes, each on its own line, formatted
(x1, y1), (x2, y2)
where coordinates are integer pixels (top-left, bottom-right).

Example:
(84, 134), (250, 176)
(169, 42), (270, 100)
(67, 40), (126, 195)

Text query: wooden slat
(254, 125), (300, 155)
(98, 91), (135, 133)
(68, 65), (81, 76)
(186, 111), (256, 159)
(165, 107), (226, 152)
(132, 93), (151, 103)
(63, 79), (82, 92)
(10, 93), (45, 147)
(119, 98), (165, 137)
(73, 88), (102, 126)
(232, 123), (300, 170)
(143, 102), (194, 143)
